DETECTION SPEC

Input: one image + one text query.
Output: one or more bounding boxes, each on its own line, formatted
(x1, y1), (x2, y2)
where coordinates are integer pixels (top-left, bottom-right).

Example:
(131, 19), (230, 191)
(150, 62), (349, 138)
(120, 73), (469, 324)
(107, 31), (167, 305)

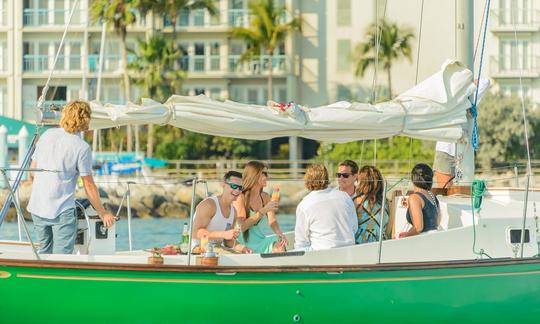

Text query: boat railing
(2, 165), (538, 264)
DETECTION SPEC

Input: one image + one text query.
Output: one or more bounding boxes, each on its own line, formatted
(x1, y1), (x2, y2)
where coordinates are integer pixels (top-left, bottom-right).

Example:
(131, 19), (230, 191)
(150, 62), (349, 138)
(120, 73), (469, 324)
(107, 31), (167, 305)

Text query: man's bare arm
(81, 175), (115, 227)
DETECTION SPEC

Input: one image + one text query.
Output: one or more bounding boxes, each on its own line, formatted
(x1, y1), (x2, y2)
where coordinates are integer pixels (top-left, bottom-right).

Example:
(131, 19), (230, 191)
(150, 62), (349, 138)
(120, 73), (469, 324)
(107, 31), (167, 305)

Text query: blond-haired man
(28, 100), (115, 254)
(294, 163), (357, 251)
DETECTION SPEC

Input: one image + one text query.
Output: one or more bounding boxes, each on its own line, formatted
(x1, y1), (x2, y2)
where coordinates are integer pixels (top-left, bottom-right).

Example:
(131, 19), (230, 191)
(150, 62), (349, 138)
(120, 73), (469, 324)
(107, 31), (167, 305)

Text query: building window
(210, 42), (221, 71)
(247, 88), (260, 104)
(500, 84), (529, 98)
(337, 0), (351, 27)
(209, 88), (222, 100)
(0, 87), (4, 115)
(195, 88), (206, 96)
(194, 43), (205, 72)
(37, 85), (67, 109)
(499, 39), (530, 72)
(336, 84), (351, 101)
(337, 39), (351, 72)
(69, 42), (81, 70)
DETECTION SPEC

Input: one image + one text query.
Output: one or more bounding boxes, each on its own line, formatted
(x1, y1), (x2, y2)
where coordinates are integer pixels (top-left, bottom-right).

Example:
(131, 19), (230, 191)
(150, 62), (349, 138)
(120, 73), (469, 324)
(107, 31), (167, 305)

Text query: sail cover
(88, 60), (476, 143)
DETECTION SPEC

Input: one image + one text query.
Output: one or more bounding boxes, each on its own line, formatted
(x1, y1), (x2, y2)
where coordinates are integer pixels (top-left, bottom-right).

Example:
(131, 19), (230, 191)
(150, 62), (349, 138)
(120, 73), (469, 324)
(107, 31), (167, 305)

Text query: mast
(455, 0), (475, 184)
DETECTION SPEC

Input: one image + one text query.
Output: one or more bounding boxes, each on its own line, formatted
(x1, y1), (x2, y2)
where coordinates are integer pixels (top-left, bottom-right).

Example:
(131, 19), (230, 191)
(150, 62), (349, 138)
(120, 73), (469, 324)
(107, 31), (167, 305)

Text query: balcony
(180, 55), (220, 72)
(490, 8), (540, 32)
(489, 55), (540, 78)
(23, 8), (83, 26)
(23, 54), (135, 73)
(228, 9), (250, 27)
(23, 55), (49, 72)
(228, 55), (288, 75)
(88, 54), (136, 73)
(164, 8), (222, 29)
(23, 54), (81, 72)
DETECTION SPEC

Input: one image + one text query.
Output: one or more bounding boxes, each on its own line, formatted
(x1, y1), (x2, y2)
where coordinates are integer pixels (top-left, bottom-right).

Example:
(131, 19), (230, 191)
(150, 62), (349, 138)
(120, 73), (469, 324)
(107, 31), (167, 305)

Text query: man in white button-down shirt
(294, 163), (358, 251)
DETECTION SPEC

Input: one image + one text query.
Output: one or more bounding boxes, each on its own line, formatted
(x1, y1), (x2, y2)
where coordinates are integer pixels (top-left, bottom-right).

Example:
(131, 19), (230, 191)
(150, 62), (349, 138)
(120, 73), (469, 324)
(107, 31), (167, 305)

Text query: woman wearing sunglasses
(353, 165), (389, 244)
(234, 161), (287, 253)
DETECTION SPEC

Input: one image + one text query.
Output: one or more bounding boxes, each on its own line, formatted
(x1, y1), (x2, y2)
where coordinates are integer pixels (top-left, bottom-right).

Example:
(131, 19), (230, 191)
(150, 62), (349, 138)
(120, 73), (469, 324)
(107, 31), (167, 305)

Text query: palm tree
(354, 20), (414, 99)
(129, 35), (186, 157)
(136, 0), (218, 44)
(231, 0), (301, 101)
(90, 0), (139, 152)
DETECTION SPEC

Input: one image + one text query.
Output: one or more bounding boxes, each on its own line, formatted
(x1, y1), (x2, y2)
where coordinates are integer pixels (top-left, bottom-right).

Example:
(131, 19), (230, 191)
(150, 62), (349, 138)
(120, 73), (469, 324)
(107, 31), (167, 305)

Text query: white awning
(88, 60), (476, 143)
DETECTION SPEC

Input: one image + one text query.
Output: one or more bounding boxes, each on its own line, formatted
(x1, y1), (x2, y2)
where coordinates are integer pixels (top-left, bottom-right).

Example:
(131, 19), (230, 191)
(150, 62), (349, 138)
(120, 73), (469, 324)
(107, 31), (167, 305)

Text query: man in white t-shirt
(294, 163), (358, 251)
(433, 78), (491, 187)
(27, 101), (115, 254)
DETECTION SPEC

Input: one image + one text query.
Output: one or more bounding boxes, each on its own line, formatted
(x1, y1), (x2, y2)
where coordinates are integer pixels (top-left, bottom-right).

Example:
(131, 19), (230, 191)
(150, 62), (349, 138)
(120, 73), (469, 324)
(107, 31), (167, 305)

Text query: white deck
(1, 188), (538, 267)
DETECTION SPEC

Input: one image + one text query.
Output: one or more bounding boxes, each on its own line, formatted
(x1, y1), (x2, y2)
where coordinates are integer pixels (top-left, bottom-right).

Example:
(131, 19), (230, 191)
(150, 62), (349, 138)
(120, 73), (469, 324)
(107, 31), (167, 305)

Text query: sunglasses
(226, 182), (244, 191)
(336, 173), (352, 178)
(261, 171), (268, 177)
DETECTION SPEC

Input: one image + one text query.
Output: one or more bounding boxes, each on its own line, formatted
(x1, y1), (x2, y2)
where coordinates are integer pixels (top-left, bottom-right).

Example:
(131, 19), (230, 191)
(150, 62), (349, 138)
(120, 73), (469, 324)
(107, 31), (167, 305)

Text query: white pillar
(18, 125), (29, 180)
(455, 0), (475, 184)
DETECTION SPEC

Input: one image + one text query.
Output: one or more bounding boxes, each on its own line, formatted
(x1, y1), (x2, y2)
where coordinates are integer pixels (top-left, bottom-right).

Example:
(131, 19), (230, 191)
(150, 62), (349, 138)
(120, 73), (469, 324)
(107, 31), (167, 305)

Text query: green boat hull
(1, 258), (540, 323)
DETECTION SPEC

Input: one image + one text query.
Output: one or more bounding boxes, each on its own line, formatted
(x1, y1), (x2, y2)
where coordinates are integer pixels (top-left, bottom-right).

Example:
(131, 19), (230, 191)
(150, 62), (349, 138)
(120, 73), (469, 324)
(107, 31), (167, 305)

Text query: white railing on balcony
(180, 55), (221, 72)
(163, 8), (290, 28)
(228, 9), (250, 27)
(228, 55), (287, 74)
(88, 54), (136, 72)
(23, 55), (49, 72)
(490, 55), (538, 75)
(23, 8), (83, 26)
(23, 54), (135, 73)
(164, 8), (221, 28)
(491, 8), (539, 28)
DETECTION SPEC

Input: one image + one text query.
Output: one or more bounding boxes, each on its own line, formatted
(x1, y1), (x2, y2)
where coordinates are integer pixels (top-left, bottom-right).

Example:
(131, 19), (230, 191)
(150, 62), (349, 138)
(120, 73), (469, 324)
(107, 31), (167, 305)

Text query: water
(0, 215), (296, 251)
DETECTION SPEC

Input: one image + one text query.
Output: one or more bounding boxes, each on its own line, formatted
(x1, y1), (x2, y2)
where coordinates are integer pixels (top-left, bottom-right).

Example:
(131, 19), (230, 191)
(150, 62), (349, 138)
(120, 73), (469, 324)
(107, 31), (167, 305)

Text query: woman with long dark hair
(233, 161), (287, 253)
(399, 163), (440, 238)
(353, 165), (389, 243)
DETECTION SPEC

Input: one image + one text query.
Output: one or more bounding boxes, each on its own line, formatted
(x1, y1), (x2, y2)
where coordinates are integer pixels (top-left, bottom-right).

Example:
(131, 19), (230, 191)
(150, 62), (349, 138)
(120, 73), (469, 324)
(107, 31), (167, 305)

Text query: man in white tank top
(192, 171), (251, 253)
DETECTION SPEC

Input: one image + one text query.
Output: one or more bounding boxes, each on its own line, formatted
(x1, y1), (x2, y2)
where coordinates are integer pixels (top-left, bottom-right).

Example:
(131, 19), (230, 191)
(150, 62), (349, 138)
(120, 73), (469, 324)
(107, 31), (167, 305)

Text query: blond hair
(241, 160), (267, 242)
(60, 100), (91, 133)
(304, 163), (329, 191)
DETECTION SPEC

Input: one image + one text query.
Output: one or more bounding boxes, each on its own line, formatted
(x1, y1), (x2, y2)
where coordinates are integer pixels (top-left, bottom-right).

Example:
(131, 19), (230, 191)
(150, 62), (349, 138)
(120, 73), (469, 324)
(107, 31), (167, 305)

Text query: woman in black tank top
(399, 163), (440, 238)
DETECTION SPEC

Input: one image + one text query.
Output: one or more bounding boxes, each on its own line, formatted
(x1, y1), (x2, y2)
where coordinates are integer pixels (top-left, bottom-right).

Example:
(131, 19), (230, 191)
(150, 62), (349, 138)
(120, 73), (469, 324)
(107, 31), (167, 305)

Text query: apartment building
(486, 0), (540, 102)
(0, 1), (534, 127)
(0, 0), (293, 122)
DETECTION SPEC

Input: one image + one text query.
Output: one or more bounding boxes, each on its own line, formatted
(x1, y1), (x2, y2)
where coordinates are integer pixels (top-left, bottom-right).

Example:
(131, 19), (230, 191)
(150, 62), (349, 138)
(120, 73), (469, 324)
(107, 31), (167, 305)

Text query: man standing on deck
(192, 171), (251, 254)
(336, 160), (359, 198)
(433, 79), (491, 187)
(27, 100), (115, 254)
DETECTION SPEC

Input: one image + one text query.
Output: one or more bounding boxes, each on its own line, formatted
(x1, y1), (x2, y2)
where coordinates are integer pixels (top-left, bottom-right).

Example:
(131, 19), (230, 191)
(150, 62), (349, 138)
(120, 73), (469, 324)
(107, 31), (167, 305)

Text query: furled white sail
(87, 60), (476, 143)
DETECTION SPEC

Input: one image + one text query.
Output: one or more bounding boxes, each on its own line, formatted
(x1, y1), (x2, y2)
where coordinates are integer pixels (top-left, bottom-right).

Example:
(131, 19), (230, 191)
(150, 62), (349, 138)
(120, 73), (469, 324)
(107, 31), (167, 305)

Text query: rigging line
(472, 0), (489, 64)
(36, 0), (80, 110)
(414, 0), (424, 85)
(470, 0), (491, 152)
(511, 8), (533, 176)
(370, 0), (388, 103)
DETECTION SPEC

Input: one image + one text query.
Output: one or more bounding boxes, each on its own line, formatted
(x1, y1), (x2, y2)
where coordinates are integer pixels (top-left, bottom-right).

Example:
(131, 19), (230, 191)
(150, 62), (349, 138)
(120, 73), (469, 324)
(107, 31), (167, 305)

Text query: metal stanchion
(377, 180), (387, 264)
(187, 177), (198, 266)
(126, 181), (133, 252)
(520, 174), (531, 258)
(1, 170), (40, 260)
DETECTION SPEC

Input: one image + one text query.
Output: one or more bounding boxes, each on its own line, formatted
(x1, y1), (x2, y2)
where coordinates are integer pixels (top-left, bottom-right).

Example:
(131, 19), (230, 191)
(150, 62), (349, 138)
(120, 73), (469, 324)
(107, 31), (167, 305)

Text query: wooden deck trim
(1, 257), (539, 273)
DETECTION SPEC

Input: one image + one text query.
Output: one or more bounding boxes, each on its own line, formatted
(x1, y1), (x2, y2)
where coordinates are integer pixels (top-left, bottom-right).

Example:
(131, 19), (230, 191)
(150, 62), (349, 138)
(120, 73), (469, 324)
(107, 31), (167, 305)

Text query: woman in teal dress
(353, 165), (389, 243)
(234, 161), (287, 253)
